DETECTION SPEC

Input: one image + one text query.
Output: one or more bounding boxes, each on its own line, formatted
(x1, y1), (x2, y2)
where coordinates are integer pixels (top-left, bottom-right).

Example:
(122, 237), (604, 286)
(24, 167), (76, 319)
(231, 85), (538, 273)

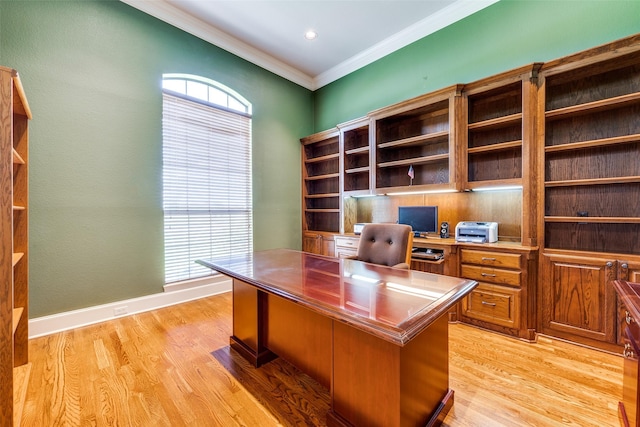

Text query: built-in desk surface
(197, 248), (476, 345)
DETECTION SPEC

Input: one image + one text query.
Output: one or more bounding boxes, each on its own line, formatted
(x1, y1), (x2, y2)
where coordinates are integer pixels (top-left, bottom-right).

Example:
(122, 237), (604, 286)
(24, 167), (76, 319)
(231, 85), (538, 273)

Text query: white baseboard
(29, 275), (232, 338)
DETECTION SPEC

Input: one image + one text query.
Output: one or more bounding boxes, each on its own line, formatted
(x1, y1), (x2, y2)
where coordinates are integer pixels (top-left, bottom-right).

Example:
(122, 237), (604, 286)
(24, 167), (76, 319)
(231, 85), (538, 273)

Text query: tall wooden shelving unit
(537, 35), (640, 352)
(454, 65), (541, 341)
(299, 34), (640, 354)
(338, 117), (371, 198)
(1, 66), (31, 426)
(461, 63), (542, 246)
(300, 128), (340, 255)
(369, 85), (464, 194)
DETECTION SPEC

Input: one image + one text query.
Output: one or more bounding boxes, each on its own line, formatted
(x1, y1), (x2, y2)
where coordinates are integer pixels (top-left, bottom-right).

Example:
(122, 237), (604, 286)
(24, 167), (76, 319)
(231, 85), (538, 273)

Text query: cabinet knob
(626, 310), (635, 325)
(621, 263), (629, 269)
(624, 343), (635, 359)
(606, 262), (613, 267)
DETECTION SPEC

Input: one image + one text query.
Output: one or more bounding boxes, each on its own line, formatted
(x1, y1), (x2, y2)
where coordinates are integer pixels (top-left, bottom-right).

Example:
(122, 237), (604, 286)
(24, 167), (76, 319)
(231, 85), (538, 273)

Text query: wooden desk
(197, 249), (477, 427)
(614, 280), (640, 427)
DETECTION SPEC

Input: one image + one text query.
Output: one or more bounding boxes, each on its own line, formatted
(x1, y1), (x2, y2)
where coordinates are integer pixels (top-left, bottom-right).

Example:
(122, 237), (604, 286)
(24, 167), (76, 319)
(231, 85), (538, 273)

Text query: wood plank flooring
(18, 292), (623, 426)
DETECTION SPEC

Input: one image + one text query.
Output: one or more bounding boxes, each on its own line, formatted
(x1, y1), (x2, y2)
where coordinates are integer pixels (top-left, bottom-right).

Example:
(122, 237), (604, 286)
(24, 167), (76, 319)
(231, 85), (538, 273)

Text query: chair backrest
(356, 224), (413, 268)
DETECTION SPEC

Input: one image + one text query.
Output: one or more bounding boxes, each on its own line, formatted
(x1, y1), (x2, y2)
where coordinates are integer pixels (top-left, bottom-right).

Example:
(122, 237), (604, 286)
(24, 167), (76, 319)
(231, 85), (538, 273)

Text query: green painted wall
(314, 0), (640, 131)
(2, 0), (640, 318)
(0, 0), (312, 317)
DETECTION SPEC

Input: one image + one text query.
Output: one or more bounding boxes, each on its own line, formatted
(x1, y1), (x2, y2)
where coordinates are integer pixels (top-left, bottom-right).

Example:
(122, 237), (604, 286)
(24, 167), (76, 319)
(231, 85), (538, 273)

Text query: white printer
(455, 221), (498, 243)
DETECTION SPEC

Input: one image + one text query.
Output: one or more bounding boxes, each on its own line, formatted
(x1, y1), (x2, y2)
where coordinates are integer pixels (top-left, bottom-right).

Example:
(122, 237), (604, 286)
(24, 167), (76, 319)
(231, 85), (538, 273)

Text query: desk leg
(230, 279), (277, 367)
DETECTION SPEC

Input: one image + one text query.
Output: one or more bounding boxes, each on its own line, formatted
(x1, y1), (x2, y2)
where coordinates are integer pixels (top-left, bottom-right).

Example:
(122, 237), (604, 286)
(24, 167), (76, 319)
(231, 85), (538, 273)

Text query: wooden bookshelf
(1, 66), (31, 427)
(370, 85), (463, 194)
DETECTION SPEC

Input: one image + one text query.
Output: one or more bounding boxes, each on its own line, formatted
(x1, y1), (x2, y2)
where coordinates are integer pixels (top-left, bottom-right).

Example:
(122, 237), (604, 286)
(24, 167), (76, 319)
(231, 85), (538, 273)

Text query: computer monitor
(398, 206), (438, 236)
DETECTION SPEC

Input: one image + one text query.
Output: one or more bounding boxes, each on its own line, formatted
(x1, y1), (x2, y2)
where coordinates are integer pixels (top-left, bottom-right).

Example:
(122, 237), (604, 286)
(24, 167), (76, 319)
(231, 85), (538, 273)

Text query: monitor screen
(398, 206), (438, 235)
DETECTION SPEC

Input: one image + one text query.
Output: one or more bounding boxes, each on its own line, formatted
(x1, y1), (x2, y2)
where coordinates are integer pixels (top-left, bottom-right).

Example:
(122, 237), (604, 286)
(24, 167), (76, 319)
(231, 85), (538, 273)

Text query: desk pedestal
(231, 279), (452, 427)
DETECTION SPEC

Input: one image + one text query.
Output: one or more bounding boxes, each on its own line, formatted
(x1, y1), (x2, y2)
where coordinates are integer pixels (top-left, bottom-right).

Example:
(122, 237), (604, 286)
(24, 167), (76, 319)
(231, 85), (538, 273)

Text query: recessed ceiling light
(304, 30), (317, 40)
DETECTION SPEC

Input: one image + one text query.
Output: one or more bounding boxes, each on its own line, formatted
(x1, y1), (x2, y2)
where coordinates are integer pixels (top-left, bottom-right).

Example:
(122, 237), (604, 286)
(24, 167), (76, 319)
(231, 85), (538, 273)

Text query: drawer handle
(481, 257), (496, 262)
(624, 343), (635, 359)
(481, 273), (497, 277)
(626, 311), (635, 325)
(481, 301), (496, 307)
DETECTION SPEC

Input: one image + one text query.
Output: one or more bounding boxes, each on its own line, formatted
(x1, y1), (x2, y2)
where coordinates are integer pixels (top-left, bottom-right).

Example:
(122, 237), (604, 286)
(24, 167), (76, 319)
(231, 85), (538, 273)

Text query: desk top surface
(197, 249), (477, 345)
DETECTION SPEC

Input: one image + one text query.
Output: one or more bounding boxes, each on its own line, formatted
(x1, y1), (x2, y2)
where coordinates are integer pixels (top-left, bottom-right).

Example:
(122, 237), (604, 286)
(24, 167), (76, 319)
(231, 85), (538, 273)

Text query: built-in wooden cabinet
(300, 34), (640, 351)
(536, 35), (640, 351)
(369, 85), (463, 194)
(1, 66), (31, 427)
(539, 41), (640, 255)
(462, 65), (541, 191)
(301, 129), (341, 241)
(541, 252), (619, 350)
(459, 246), (537, 341)
(302, 231), (335, 257)
(334, 235), (359, 259)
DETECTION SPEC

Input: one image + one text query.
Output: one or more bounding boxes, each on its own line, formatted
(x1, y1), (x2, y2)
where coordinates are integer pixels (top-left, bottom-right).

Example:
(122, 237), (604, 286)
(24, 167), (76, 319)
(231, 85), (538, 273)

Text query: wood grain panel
(0, 67), (14, 427)
(545, 182), (640, 217)
(542, 253), (617, 344)
(544, 56), (640, 110)
(467, 148), (522, 182)
(331, 315), (450, 427)
(551, 263), (608, 332)
(352, 190), (523, 242)
(265, 294), (332, 388)
(468, 82), (522, 123)
(231, 279), (275, 367)
(462, 283), (520, 328)
(545, 223), (640, 255)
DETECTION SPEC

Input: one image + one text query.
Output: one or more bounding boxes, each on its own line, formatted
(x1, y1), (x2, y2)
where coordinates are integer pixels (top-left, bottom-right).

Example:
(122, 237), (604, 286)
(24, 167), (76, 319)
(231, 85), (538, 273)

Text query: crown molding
(120, 0), (316, 89)
(121, 0), (499, 91)
(313, 0), (499, 89)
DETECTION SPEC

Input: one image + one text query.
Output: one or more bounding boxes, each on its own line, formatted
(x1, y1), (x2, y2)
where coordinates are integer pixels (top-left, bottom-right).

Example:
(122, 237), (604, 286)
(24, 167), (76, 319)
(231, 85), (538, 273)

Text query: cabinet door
(302, 233), (321, 254)
(321, 237), (335, 258)
(541, 253), (617, 343)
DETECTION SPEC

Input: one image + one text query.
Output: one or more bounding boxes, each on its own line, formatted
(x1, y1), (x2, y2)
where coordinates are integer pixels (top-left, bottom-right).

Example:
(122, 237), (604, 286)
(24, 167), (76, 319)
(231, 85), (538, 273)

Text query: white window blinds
(162, 92), (252, 283)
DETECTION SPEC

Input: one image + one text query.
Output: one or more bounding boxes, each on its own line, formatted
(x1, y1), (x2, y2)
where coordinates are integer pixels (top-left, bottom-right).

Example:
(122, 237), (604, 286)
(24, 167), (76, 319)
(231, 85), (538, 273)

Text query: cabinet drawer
(460, 264), (521, 287)
(462, 283), (520, 329)
(336, 248), (357, 258)
(335, 236), (359, 249)
(460, 249), (521, 269)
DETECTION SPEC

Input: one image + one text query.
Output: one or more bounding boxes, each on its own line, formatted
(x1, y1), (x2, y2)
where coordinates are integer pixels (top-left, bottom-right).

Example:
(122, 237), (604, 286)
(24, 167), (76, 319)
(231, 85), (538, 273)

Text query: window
(162, 74), (252, 283)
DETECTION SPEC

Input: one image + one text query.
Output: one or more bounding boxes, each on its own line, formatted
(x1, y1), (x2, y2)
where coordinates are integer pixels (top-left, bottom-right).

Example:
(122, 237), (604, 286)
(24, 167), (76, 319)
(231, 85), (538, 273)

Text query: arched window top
(162, 73), (252, 115)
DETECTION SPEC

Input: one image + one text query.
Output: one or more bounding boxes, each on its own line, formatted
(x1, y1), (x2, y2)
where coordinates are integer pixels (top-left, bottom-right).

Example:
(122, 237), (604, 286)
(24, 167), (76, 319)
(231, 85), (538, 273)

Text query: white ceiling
(121, 0), (499, 90)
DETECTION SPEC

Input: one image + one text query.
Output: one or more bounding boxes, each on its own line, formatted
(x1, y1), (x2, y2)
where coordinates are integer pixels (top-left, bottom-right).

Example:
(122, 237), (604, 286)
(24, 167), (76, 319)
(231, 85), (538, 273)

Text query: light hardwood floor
(18, 292), (623, 426)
